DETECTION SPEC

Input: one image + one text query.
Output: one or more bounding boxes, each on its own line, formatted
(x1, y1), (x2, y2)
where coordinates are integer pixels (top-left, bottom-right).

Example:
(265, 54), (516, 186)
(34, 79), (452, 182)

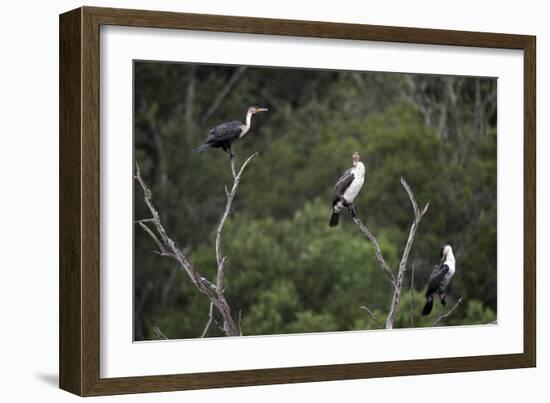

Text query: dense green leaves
(134, 62), (497, 340)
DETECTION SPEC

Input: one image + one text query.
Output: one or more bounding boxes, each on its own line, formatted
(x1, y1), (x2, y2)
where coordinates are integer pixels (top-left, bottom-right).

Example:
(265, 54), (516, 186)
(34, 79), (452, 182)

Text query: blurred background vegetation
(133, 61), (497, 340)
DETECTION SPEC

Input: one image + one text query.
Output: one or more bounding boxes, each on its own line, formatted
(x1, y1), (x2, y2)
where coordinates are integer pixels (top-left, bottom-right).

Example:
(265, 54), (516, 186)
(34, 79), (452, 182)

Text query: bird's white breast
(446, 260), (456, 276)
(441, 261), (455, 290)
(445, 250), (456, 275)
(343, 163), (365, 203)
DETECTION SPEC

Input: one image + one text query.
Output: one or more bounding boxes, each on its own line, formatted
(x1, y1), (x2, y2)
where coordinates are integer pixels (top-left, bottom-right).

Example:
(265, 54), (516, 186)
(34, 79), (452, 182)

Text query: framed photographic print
(59, 6), (536, 396)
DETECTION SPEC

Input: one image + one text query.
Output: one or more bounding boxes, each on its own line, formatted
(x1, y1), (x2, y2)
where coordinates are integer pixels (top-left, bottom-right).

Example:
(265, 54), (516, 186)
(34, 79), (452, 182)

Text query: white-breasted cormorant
(193, 106), (268, 157)
(422, 244), (456, 315)
(329, 151), (366, 227)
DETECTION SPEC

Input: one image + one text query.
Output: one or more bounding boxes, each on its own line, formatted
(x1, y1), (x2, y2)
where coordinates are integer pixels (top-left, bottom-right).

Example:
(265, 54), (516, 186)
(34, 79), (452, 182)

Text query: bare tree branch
(433, 297), (464, 326)
(136, 163), (199, 283)
(216, 153), (259, 268)
(229, 158), (237, 179)
(351, 217), (396, 287)
(353, 178), (428, 329)
(137, 221), (172, 257)
(385, 178), (430, 329)
(135, 155), (258, 337)
(359, 305), (383, 328)
(152, 326), (168, 340)
(200, 302), (214, 338)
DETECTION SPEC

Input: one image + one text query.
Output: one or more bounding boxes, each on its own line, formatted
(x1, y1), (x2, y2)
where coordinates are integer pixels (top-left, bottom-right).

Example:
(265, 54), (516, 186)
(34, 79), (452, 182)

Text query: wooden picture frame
(59, 6), (536, 396)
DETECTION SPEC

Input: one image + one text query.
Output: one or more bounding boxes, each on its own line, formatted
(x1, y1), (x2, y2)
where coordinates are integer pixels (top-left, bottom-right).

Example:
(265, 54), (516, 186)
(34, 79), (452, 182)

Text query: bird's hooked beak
(256, 107), (268, 113)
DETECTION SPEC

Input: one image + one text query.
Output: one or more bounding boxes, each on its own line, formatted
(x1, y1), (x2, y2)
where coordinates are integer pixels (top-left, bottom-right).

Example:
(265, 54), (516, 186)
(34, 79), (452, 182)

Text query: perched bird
(422, 244), (456, 316)
(193, 106), (268, 158)
(329, 151), (366, 227)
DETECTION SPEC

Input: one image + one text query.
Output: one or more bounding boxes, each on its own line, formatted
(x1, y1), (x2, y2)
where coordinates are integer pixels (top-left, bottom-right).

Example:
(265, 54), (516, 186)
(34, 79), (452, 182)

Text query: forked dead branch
(135, 153), (259, 338)
(138, 161), (461, 336)
(432, 297), (464, 326)
(354, 177), (430, 329)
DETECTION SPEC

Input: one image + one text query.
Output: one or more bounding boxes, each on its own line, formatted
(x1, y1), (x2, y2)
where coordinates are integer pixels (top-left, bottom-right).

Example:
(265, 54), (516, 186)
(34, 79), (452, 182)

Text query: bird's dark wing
(205, 121), (243, 143)
(426, 263), (449, 295)
(334, 169), (354, 198)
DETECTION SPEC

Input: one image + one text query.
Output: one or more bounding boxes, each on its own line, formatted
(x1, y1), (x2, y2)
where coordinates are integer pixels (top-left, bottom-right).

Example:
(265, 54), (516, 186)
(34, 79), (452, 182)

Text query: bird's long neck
(353, 162), (366, 178)
(240, 110), (253, 138)
(245, 110), (253, 128)
(446, 250), (455, 264)
(444, 250), (456, 272)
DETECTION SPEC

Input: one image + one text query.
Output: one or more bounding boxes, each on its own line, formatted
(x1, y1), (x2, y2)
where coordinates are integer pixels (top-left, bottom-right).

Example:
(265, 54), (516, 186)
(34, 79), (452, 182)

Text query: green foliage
(179, 199), (397, 337)
(244, 281), (301, 335)
(133, 62), (498, 340)
(463, 300), (497, 325)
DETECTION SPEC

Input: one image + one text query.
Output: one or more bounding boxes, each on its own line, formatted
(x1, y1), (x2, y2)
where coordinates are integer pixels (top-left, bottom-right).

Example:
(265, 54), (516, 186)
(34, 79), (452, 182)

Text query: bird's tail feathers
(193, 144), (210, 153)
(422, 297), (433, 316)
(329, 212), (340, 227)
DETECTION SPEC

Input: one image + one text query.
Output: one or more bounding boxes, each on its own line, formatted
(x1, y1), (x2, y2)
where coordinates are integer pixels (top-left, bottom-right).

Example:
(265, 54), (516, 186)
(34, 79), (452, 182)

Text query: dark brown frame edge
(59, 6), (536, 396)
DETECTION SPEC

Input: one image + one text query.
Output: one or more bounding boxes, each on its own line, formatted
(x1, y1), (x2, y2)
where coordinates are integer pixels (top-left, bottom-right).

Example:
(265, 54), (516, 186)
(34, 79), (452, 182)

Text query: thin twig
(351, 217), (396, 288)
(134, 218), (156, 224)
(230, 157), (237, 179)
(152, 326), (168, 340)
(215, 152), (259, 269)
(137, 222), (171, 257)
(433, 297), (464, 326)
(360, 305), (383, 328)
(200, 302), (214, 338)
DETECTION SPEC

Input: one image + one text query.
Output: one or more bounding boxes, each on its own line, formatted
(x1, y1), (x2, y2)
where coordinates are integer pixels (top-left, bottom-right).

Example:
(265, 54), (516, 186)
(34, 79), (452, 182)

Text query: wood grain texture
(59, 7), (83, 396)
(523, 38), (536, 367)
(59, 6), (537, 396)
(81, 6), (102, 396)
(86, 6), (532, 49)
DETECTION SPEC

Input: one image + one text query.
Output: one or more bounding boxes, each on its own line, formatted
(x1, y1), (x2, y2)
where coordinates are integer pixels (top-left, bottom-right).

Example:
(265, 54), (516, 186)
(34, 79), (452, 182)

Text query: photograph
(132, 61), (498, 341)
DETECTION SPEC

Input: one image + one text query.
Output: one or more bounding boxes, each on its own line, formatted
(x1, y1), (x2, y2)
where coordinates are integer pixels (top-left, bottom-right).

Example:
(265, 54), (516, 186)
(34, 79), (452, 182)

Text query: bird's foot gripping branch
(135, 153), (259, 338)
